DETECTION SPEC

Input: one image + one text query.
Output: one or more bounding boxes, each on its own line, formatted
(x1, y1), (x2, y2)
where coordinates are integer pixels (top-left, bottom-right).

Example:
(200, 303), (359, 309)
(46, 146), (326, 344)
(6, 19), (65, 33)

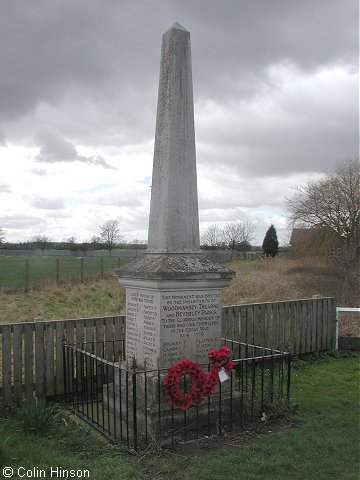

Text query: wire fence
(0, 255), (137, 290)
(0, 251), (248, 291)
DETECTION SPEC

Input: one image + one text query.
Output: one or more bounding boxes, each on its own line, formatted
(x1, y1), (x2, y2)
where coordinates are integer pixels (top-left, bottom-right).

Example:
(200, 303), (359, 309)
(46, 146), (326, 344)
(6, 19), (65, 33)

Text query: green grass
(0, 278), (125, 323)
(0, 251), (140, 290)
(1, 355), (358, 479)
(0, 250), (234, 290)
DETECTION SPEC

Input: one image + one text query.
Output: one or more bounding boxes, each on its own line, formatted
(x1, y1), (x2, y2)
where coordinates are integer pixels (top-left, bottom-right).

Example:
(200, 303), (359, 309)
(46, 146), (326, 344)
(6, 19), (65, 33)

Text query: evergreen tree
(262, 225), (279, 257)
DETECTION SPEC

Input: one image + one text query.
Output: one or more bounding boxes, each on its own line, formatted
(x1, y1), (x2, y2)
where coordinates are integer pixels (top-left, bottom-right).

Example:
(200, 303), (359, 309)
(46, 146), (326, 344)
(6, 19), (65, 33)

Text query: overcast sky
(1, 0), (358, 245)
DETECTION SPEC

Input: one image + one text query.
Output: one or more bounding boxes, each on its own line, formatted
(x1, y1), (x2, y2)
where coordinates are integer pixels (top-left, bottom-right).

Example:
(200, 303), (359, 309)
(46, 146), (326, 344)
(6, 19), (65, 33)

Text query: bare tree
(34, 234), (52, 255)
(287, 157), (360, 257)
(222, 221), (255, 250)
(0, 227), (5, 244)
(201, 224), (222, 248)
(99, 220), (124, 255)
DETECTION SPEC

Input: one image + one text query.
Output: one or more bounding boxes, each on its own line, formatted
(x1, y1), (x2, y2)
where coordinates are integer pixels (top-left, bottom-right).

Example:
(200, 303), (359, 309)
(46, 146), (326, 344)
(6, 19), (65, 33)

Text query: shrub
(17, 403), (59, 436)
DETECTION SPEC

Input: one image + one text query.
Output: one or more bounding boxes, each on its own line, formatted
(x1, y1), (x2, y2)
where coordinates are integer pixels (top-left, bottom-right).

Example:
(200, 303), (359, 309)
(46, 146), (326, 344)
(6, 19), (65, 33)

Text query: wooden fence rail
(222, 297), (336, 354)
(0, 297), (336, 402)
(0, 316), (125, 402)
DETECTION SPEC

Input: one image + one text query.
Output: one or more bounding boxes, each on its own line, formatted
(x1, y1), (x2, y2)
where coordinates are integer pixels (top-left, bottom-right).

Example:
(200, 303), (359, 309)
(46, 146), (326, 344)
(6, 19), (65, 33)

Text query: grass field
(0, 277), (125, 323)
(0, 251), (140, 290)
(1, 354), (358, 480)
(0, 249), (236, 290)
(0, 257), (358, 335)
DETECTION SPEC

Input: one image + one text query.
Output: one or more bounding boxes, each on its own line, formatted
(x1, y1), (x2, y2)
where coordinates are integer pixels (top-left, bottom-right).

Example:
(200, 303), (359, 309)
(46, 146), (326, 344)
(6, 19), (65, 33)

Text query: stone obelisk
(116, 23), (235, 371)
(147, 22), (200, 254)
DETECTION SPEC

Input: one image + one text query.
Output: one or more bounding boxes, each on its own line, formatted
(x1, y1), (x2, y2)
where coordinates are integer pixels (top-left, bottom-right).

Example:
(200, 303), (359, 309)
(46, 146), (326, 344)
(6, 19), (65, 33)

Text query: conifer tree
(262, 224), (279, 257)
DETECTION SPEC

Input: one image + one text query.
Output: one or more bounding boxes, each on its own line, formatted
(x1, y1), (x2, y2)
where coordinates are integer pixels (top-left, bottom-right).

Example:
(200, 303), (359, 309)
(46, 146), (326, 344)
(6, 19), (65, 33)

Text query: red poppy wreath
(163, 346), (235, 411)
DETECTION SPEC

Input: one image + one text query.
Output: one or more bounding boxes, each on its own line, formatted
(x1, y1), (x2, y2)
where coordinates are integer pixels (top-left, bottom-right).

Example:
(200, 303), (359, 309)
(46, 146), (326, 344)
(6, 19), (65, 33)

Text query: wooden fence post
(24, 324), (34, 398)
(55, 321), (65, 395)
(80, 257), (84, 283)
(56, 258), (60, 285)
(45, 322), (55, 397)
(35, 321), (46, 404)
(13, 324), (23, 400)
(25, 258), (29, 292)
(100, 257), (104, 278)
(1, 325), (12, 401)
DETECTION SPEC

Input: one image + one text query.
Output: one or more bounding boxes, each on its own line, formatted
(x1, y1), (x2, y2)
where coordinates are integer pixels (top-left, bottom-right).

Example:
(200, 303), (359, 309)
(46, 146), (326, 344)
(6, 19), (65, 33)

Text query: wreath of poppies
(163, 346), (235, 411)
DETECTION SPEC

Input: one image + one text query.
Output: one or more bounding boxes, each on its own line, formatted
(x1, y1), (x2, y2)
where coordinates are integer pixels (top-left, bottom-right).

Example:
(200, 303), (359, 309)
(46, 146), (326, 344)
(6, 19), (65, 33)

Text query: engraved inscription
(160, 290), (222, 365)
(125, 288), (223, 369)
(126, 288), (160, 369)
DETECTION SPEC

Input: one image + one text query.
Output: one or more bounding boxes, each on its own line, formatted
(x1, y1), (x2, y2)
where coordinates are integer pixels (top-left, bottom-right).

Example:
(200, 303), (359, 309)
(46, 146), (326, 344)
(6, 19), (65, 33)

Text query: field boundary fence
(0, 251), (242, 291)
(0, 255), (138, 291)
(0, 297), (336, 403)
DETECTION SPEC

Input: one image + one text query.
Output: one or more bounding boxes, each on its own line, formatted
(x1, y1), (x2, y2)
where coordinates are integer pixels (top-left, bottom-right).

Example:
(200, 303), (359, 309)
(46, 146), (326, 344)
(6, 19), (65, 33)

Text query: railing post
(63, 343), (67, 404)
(335, 307), (339, 350)
(132, 372), (138, 451)
(287, 353), (291, 405)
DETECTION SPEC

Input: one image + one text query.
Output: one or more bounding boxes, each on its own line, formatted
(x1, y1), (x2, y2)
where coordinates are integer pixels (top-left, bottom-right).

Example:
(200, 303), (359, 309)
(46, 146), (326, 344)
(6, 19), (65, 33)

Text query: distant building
(289, 227), (342, 257)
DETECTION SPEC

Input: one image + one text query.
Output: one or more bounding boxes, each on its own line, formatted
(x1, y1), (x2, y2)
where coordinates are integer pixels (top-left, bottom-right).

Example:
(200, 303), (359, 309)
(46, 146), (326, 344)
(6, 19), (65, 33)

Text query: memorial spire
(147, 22), (200, 253)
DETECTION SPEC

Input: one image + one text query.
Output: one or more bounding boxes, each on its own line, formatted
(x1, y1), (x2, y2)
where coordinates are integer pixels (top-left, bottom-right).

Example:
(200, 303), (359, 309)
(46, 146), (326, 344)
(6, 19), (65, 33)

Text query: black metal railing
(63, 339), (291, 451)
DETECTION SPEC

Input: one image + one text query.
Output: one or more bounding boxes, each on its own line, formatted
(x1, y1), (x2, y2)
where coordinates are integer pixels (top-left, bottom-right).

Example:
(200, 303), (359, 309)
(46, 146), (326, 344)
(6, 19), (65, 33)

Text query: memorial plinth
(118, 254), (234, 370)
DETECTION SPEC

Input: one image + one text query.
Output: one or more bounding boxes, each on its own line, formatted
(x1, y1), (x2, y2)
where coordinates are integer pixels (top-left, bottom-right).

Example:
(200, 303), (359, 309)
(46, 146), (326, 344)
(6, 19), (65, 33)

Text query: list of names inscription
(160, 289), (222, 365)
(125, 288), (223, 369)
(126, 288), (160, 369)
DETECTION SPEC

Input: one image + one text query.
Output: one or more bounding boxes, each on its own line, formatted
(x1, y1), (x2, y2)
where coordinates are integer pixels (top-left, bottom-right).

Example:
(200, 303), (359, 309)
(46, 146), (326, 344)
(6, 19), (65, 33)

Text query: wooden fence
(222, 297), (336, 354)
(0, 297), (336, 402)
(0, 316), (125, 402)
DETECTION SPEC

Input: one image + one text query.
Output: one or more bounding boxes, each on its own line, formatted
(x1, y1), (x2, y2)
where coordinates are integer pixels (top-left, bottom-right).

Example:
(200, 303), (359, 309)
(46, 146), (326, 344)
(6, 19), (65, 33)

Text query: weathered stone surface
(124, 286), (224, 369)
(147, 22), (200, 254)
(115, 253), (235, 281)
(107, 24), (240, 438)
(115, 23), (235, 374)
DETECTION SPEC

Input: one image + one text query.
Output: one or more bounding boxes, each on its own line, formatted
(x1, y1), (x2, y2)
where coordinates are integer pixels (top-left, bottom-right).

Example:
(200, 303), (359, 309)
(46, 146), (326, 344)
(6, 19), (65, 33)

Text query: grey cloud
(122, 210), (150, 231)
(0, 1), (159, 131)
(77, 189), (149, 208)
(98, 195), (143, 208)
(30, 196), (65, 210)
(0, 0), (357, 242)
(188, 0), (358, 101)
(196, 69), (358, 177)
(198, 172), (292, 211)
(29, 168), (47, 177)
(87, 155), (117, 170)
(35, 129), (117, 169)
(0, 1), (357, 143)
(0, 215), (46, 229)
(0, 183), (11, 193)
(46, 211), (71, 219)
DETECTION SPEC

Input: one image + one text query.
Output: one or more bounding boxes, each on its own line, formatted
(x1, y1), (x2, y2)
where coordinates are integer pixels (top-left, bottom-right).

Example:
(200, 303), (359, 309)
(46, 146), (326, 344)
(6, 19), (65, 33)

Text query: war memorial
(63, 23), (291, 450)
(116, 22), (235, 372)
